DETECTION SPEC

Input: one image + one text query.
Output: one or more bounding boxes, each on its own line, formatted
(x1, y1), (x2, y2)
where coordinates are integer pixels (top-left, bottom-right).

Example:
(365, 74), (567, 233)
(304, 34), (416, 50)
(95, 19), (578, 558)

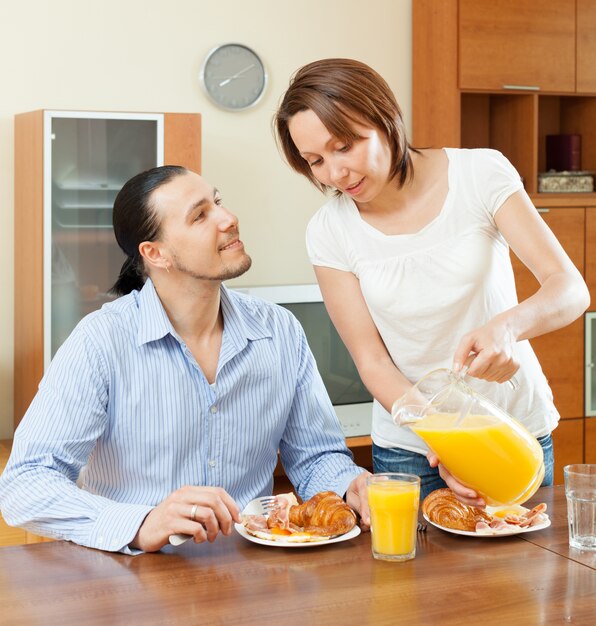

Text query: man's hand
(426, 452), (486, 508)
(131, 486), (241, 552)
(345, 471), (371, 531)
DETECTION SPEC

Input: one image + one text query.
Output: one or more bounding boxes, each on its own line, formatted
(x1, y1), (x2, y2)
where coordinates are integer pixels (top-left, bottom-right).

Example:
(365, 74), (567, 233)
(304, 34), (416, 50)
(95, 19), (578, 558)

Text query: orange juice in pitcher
(410, 412), (544, 506)
(392, 369), (544, 506)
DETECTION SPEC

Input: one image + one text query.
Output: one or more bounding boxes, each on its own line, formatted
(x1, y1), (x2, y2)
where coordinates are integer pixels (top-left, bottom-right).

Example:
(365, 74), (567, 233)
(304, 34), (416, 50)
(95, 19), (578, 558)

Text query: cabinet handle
(502, 84), (540, 91)
(536, 208), (550, 214)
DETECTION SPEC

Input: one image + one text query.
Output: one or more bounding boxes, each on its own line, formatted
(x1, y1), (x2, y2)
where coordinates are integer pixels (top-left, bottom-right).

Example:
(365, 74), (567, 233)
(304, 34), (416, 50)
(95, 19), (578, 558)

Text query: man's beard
(170, 251), (252, 282)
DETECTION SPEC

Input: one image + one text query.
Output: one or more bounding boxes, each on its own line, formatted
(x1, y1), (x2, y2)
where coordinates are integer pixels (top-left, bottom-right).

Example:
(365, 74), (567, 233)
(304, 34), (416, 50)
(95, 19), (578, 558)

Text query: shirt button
(210, 405), (218, 413)
(209, 460), (216, 468)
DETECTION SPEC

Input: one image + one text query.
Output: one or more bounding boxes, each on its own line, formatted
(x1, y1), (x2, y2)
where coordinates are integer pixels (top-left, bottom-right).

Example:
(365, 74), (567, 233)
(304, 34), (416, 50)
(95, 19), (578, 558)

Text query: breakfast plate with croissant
(237, 491), (361, 547)
(422, 489), (551, 537)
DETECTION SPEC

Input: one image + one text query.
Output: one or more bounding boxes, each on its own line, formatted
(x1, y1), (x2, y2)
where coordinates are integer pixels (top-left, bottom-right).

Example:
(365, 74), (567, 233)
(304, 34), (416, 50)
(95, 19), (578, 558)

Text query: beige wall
(0, 0), (412, 437)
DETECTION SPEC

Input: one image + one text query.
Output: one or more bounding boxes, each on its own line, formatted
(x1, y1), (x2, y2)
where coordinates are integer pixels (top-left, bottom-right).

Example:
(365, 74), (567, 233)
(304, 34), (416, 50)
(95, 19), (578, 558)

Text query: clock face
(201, 44), (267, 111)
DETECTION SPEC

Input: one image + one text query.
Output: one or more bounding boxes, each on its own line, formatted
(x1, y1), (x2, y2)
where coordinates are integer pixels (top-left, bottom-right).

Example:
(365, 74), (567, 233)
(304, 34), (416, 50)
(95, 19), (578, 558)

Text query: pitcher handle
(458, 364), (519, 391)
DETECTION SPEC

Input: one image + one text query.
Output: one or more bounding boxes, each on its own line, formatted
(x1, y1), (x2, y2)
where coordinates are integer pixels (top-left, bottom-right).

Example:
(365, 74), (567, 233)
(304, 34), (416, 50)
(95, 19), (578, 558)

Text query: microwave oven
(232, 284), (373, 438)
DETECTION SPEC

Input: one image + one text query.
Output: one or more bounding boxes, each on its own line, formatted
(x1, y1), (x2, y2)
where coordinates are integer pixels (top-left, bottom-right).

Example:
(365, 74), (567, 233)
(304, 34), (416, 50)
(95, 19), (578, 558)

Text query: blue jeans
(373, 434), (554, 502)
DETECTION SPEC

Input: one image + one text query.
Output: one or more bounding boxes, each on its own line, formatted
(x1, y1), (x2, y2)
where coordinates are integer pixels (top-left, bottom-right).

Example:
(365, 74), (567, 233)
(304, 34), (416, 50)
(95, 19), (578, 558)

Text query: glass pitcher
(391, 368), (544, 506)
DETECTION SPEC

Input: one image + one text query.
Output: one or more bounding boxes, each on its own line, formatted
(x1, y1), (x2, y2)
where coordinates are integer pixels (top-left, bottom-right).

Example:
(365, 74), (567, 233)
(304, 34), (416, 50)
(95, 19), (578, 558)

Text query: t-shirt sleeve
(305, 204), (351, 272)
(473, 149), (524, 218)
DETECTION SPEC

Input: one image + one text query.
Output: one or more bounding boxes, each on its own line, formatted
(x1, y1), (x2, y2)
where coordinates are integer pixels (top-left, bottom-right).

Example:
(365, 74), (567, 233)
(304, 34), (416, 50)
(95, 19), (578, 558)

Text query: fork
(417, 522), (427, 532)
(169, 495), (279, 546)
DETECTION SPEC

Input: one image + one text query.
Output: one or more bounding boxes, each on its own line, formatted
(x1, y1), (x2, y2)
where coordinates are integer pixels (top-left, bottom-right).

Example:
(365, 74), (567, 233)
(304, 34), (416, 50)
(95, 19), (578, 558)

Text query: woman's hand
(426, 452), (486, 508)
(131, 486), (241, 552)
(452, 318), (519, 383)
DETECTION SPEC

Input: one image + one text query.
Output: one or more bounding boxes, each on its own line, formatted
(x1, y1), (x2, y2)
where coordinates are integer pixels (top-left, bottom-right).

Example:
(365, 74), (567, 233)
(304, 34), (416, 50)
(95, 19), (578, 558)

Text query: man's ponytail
(110, 255), (144, 296)
(109, 165), (187, 295)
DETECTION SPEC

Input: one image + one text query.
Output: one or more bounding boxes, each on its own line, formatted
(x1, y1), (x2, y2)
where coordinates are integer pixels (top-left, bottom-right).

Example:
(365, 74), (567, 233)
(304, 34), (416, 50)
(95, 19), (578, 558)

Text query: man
(0, 166), (370, 554)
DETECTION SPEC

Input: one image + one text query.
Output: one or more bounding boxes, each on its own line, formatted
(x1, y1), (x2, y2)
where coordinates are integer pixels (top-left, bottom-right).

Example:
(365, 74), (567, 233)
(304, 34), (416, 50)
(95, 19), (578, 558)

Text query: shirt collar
(217, 285), (273, 368)
(136, 279), (272, 349)
(136, 279), (176, 346)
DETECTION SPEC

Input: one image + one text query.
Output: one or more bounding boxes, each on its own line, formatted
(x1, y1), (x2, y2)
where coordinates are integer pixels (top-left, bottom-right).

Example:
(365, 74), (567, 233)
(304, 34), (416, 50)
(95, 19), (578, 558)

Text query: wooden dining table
(0, 486), (593, 625)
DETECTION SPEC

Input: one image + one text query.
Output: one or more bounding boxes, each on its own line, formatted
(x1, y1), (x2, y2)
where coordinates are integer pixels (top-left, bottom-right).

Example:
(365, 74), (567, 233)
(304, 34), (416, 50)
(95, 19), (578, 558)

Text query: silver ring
(190, 504), (198, 521)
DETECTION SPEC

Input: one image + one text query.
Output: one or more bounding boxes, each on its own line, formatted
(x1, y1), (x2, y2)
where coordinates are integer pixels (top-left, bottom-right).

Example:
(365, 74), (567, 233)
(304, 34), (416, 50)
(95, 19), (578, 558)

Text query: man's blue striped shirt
(0, 279), (362, 553)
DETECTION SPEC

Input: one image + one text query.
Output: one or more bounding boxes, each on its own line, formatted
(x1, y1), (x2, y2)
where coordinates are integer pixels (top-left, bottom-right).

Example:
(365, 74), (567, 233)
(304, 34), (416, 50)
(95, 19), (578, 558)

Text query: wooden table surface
(0, 486), (593, 625)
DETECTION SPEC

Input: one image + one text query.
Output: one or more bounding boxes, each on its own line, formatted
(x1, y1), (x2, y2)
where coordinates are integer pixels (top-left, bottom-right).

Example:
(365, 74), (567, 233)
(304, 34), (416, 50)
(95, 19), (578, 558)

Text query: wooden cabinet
(577, 0), (596, 93)
(552, 418), (584, 485)
(459, 0), (576, 93)
(414, 1), (595, 470)
(414, 0), (596, 198)
(14, 110), (201, 428)
(510, 208), (585, 419)
(586, 208), (596, 308)
(585, 418), (596, 463)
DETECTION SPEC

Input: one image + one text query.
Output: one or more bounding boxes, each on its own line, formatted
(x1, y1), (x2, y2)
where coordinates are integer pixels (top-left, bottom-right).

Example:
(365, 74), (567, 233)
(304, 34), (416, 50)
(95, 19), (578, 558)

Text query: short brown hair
(274, 58), (414, 194)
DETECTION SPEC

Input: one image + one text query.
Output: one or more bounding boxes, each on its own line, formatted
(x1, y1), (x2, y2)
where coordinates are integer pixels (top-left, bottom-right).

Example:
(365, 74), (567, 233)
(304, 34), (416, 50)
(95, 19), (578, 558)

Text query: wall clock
(200, 43), (268, 111)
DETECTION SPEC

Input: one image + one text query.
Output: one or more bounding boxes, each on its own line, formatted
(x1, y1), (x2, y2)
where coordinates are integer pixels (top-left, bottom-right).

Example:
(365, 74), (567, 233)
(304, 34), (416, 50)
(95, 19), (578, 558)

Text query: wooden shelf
(345, 435), (372, 448)
(530, 194), (596, 208)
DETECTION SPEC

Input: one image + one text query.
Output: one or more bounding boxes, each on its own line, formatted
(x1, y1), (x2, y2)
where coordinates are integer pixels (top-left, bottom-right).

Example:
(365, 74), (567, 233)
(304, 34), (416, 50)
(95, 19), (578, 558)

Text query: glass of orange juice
(367, 473), (420, 562)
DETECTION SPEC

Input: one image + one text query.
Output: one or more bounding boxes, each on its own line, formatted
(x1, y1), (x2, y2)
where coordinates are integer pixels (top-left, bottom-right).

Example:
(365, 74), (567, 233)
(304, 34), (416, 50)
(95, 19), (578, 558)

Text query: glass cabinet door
(47, 113), (163, 360)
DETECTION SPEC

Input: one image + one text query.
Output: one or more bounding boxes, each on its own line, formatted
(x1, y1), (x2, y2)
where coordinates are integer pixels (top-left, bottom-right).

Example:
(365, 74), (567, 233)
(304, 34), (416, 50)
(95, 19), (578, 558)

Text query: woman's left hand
(426, 453), (486, 508)
(452, 318), (519, 383)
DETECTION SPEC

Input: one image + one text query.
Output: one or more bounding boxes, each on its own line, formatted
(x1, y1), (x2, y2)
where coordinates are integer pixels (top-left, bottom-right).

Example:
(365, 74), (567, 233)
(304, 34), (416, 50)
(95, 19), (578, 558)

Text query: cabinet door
(577, 0), (596, 93)
(552, 418), (584, 485)
(510, 208), (585, 418)
(14, 110), (201, 429)
(586, 418), (596, 464)
(586, 208), (596, 309)
(459, 0), (575, 92)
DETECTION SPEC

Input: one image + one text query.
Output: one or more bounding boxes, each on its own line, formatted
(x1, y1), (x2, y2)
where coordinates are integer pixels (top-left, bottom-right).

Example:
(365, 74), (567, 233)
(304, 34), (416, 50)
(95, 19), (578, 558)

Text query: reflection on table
(0, 486), (593, 625)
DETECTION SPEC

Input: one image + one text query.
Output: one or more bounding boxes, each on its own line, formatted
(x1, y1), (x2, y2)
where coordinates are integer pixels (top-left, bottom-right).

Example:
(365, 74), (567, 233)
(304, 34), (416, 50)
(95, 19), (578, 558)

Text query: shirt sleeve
(472, 149), (524, 218)
(305, 202), (352, 272)
(0, 323), (153, 554)
(278, 319), (365, 500)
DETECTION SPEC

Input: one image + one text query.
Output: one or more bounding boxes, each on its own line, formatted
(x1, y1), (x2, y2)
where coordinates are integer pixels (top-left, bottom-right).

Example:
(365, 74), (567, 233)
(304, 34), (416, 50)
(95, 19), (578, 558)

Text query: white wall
(0, 0), (412, 437)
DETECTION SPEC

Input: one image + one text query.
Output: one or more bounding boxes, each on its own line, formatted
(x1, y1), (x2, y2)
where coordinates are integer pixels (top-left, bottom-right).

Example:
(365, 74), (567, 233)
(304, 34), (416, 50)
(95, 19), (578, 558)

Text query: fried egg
(486, 504), (528, 519)
(245, 527), (331, 543)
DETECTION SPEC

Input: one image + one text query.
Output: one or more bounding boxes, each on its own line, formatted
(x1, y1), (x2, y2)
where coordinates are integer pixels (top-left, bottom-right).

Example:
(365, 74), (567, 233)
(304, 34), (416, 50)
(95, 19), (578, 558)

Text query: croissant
(422, 488), (492, 531)
(289, 491), (357, 536)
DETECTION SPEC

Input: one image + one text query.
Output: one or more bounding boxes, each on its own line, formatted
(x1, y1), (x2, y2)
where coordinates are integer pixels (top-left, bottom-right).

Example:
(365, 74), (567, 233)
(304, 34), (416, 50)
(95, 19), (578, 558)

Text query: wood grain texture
(576, 0), (596, 93)
(13, 111), (45, 430)
(559, 98), (596, 175)
(459, 0), (576, 92)
(552, 419), (584, 485)
(585, 418), (596, 463)
(0, 487), (592, 625)
(490, 94), (538, 193)
(510, 207), (585, 419)
(412, 0), (460, 148)
(530, 194), (596, 208)
(587, 208), (596, 308)
(164, 113), (202, 172)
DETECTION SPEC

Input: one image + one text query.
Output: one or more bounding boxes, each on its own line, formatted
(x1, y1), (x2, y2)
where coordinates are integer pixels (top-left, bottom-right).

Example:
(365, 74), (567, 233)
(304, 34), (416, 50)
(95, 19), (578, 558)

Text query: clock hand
(219, 64), (256, 87)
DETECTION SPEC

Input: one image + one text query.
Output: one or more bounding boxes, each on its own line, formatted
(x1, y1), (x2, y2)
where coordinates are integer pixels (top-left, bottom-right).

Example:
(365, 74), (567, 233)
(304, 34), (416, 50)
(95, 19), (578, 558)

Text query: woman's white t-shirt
(306, 148), (559, 454)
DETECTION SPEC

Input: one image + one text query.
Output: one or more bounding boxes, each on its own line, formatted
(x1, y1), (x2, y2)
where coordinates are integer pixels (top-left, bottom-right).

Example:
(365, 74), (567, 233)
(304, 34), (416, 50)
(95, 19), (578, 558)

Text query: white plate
(422, 512), (551, 537)
(235, 523), (361, 548)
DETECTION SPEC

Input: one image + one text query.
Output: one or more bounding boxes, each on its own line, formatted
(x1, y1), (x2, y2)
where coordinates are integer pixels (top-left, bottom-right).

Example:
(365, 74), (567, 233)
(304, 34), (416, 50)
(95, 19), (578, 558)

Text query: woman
(274, 58), (590, 504)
